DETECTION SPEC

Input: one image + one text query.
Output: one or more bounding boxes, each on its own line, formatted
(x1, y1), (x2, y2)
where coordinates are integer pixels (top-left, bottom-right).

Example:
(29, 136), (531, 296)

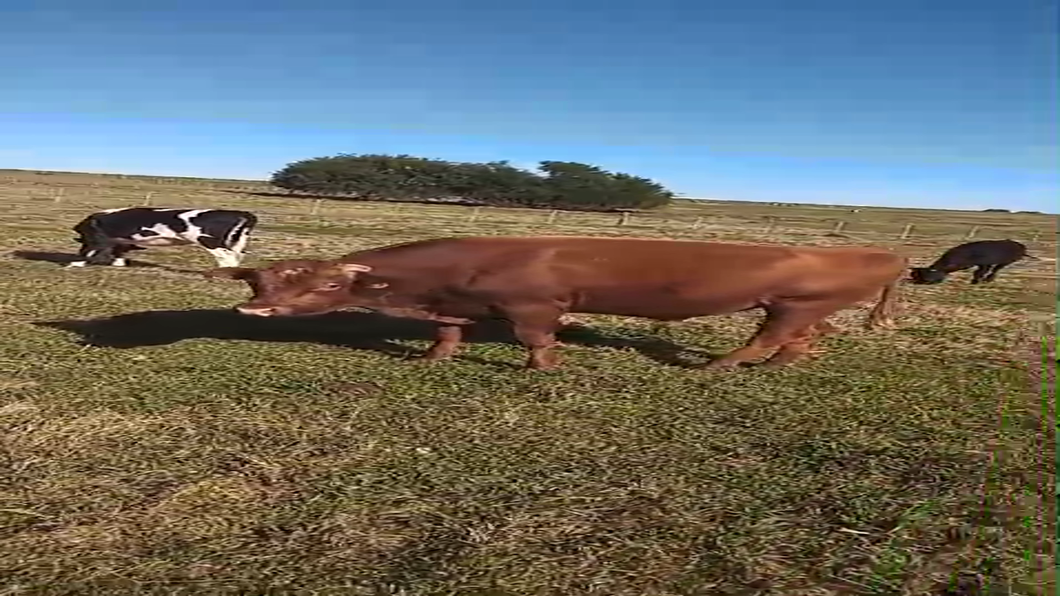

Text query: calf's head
(207, 259), (381, 316)
(908, 266), (947, 284)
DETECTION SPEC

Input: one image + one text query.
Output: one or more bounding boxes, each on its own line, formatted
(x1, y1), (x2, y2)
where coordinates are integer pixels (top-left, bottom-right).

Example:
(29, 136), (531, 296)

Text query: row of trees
(270, 154), (675, 211)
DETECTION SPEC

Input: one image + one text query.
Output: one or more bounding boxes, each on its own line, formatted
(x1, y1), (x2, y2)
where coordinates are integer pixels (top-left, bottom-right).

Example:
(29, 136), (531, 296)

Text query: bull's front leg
(416, 324), (466, 362)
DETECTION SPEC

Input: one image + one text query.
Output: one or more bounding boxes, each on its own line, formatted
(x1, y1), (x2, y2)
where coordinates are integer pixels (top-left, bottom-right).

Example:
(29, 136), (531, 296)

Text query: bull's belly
(574, 295), (760, 321)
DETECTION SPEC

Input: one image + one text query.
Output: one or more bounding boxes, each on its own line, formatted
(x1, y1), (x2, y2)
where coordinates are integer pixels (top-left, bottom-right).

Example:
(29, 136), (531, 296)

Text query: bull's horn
(340, 263), (373, 274)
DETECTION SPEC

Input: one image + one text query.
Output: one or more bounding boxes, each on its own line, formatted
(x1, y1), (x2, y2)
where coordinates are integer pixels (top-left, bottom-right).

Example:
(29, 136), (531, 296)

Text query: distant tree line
(269, 154), (675, 211)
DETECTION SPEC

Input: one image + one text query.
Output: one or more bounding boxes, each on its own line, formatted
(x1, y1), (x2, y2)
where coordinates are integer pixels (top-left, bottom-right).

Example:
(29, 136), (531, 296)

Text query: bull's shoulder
(802, 245), (907, 270)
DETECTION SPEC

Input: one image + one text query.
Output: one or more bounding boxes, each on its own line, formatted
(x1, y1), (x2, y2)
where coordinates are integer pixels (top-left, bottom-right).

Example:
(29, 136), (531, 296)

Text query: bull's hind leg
(498, 303), (566, 370)
(762, 318), (844, 367)
(703, 302), (845, 370)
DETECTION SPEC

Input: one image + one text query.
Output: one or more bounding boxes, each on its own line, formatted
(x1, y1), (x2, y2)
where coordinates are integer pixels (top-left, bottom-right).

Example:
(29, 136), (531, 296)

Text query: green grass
(0, 171), (1055, 595)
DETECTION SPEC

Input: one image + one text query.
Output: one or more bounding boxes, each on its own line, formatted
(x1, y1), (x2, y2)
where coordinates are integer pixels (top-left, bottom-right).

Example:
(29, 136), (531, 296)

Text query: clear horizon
(2, 0), (1057, 212)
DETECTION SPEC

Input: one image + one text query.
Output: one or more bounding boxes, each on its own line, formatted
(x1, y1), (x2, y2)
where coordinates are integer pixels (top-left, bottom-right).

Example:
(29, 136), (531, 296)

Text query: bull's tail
(866, 277), (901, 330)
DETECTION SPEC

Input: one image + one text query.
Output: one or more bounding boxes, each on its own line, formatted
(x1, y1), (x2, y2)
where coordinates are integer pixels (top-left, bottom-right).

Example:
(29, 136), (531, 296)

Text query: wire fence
(2, 176), (1057, 249)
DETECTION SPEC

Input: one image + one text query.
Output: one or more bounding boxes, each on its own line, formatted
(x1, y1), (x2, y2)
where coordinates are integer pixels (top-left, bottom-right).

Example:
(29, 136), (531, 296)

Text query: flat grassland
(0, 170), (1055, 595)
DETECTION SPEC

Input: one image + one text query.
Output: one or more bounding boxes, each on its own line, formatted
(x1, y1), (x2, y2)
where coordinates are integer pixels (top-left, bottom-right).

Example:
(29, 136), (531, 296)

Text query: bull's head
(206, 259), (385, 316)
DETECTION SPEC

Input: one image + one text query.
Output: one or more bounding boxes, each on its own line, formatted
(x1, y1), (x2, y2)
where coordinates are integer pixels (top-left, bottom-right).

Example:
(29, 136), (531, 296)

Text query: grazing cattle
(207, 236), (906, 371)
(69, 207), (257, 268)
(909, 239), (1031, 285)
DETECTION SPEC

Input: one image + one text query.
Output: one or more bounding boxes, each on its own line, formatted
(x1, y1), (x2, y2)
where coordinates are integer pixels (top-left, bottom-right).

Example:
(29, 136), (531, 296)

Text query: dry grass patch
(0, 172), (1053, 595)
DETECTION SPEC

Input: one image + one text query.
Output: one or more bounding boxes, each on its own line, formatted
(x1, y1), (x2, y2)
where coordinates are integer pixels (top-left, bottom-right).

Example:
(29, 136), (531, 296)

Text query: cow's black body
(70, 207), (257, 268)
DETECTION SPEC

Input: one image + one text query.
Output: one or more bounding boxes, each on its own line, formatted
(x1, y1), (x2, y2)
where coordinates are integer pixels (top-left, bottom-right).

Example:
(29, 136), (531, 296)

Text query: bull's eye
(320, 282), (344, 291)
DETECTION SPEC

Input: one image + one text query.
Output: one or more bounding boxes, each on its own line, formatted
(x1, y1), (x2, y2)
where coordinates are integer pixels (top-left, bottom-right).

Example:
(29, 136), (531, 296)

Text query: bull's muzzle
(236, 305), (291, 317)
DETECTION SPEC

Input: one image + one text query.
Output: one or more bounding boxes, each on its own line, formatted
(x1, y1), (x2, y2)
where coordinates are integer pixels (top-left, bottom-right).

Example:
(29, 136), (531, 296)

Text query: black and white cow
(69, 207), (257, 268)
(909, 239), (1033, 285)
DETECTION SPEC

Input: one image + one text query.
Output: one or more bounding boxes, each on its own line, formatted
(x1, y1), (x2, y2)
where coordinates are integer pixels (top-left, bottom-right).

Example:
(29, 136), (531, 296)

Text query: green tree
(270, 154), (675, 211)
(538, 161), (674, 211)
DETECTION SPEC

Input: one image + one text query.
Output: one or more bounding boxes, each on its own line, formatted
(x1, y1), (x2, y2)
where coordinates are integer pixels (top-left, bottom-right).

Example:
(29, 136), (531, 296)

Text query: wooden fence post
(546, 210), (559, 224)
(143, 192), (154, 206)
(831, 220), (847, 234)
(964, 225), (980, 240)
(763, 217), (777, 234)
(692, 217), (705, 230)
(899, 223), (914, 239)
(468, 207), (482, 223)
(618, 211), (632, 226)
(52, 188), (64, 203)
(310, 198), (323, 216)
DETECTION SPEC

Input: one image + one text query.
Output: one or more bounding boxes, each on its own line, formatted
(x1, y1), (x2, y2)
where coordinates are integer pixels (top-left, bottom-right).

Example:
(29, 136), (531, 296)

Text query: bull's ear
(338, 263), (373, 276)
(205, 267), (254, 280)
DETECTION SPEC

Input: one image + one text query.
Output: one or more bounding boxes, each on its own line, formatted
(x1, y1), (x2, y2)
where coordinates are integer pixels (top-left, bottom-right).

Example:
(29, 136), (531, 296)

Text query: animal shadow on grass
(35, 310), (716, 369)
(11, 250), (200, 274)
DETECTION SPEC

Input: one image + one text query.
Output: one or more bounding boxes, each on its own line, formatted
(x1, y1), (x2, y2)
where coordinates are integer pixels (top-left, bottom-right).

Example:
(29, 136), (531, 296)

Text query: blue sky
(1, 0), (1057, 211)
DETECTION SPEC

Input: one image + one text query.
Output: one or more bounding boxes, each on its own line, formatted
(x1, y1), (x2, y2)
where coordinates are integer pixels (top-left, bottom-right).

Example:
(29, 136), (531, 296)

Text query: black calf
(910, 239), (1030, 285)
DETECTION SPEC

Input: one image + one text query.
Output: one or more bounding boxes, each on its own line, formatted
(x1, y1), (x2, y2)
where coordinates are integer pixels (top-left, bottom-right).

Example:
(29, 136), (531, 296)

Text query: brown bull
(207, 236), (905, 370)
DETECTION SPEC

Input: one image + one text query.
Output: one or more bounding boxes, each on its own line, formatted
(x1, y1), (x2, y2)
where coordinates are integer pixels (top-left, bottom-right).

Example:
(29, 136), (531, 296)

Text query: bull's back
(349, 236), (904, 319)
(543, 240), (901, 318)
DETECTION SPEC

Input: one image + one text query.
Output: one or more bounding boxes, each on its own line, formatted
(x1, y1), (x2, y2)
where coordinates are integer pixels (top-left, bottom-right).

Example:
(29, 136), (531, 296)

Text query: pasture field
(0, 170), (1055, 595)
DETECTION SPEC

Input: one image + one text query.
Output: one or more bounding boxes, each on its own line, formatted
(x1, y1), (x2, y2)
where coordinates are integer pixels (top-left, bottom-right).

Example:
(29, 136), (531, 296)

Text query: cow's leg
(68, 243), (112, 268)
(229, 228), (251, 264)
(704, 302), (844, 370)
(109, 245), (140, 267)
(500, 304), (565, 370)
(202, 247), (242, 268)
(981, 263), (1007, 283)
(416, 325), (465, 362)
(196, 235), (243, 268)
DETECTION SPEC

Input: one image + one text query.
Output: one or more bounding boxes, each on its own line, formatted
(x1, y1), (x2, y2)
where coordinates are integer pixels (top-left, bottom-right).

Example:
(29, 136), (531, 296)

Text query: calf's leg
(970, 265), (991, 284)
(981, 263), (1007, 283)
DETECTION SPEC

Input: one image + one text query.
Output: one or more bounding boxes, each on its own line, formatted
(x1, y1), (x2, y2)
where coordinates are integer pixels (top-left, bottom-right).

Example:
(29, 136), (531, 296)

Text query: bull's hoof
(700, 360), (740, 371)
(758, 358), (800, 369)
(410, 352), (457, 365)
